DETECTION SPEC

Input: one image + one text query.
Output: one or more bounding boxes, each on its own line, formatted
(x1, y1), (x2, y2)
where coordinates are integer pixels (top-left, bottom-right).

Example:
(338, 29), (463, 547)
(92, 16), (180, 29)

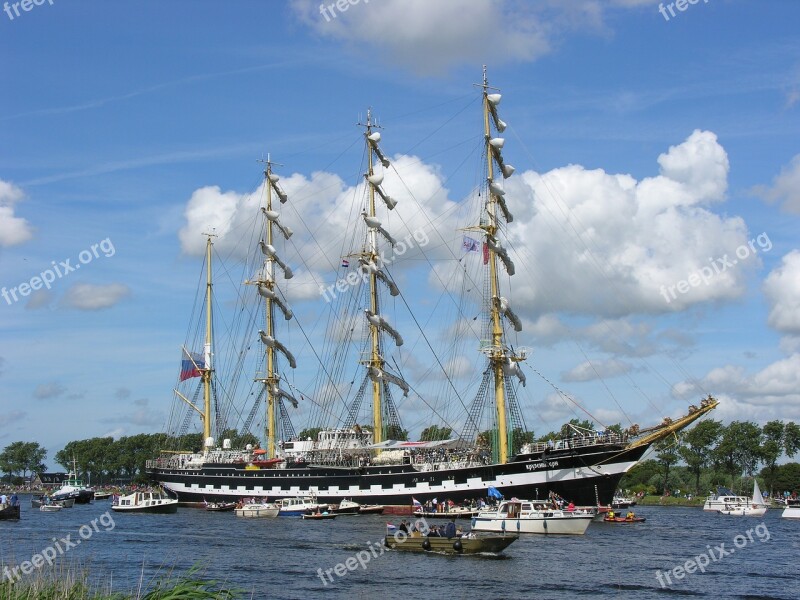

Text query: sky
(1, 0), (799, 468)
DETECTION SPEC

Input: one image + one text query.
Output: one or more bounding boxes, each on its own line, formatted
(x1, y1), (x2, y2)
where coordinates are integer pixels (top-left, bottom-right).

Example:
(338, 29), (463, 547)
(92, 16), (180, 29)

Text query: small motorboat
(384, 532), (518, 554)
(781, 499), (800, 519)
(358, 504), (385, 515)
(331, 499), (360, 515)
(302, 512), (336, 520)
(111, 490), (178, 514)
(93, 491), (113, 500)
(276, 496), (326, 517)
(413, 506), (480, 519)
(472, 500), (594, 535)
(234, 501), (279, 518)
(40, 504), (62, 512)
(205, 501), (236, 512)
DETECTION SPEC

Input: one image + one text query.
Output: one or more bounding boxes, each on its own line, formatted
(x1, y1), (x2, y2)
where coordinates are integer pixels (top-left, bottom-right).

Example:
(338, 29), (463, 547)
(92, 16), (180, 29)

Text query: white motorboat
(40, 504), (62, 512)
(717, 480), (768, 517)
(781, 499), (800, 519)
(332, 499), (361, 515)
(471, 500), (594, 535)
(234, 500), (279, 518)
(703, 486), (749, 512)
(111, 490), (178, 514)
(276, 496), (325, 516)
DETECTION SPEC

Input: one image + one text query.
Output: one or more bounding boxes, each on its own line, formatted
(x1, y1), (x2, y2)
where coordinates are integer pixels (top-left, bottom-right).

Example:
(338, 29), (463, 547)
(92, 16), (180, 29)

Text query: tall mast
(264, 160), (278, 457)
(255, 157), (297, 458)
(476, 66), (524, 464)
(366, 111), (383, 444)
(201, 232), (216, 446)
(358, 110), (407, 444)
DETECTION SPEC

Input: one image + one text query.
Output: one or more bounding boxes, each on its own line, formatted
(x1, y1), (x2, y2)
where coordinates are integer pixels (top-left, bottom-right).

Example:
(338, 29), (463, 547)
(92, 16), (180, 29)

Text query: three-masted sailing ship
(147, 70), (717, 509)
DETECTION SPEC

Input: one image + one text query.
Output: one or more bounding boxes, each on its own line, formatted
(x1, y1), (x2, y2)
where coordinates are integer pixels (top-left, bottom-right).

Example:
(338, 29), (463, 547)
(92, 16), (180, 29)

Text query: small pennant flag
(482, 242), (489, 265)
(341, 259), (350, 267)
(462, 236), (480, 253)
(412, 497), (422, 507)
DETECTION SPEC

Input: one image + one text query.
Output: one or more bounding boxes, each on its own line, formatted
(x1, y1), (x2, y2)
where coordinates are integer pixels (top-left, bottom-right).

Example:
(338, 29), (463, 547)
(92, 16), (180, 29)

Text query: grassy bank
(0, 565), (245, 600)
(636, 495), (705, 507)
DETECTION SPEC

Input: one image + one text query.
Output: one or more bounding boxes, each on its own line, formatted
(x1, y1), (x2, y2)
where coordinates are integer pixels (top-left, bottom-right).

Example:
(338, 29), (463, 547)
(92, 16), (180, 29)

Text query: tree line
(622, 419), (800, 495)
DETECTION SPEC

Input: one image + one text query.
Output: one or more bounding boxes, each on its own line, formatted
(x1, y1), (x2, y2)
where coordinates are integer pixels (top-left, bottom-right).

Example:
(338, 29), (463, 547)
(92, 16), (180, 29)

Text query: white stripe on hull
(160, 460), (638, 500)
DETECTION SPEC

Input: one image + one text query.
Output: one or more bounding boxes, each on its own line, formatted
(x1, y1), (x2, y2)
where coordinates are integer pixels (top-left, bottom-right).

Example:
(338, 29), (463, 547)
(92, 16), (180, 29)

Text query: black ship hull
(147, 442), (649, 509)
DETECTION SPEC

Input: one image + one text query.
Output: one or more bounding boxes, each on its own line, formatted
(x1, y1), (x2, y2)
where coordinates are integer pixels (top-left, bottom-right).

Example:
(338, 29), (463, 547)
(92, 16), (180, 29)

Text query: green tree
(655, 437), (682, 494)
(511, 428), (534, 454)
(297, 428), (323, 441)
(784, 422), (800, 457)
(713, 421), (763, 487)
(419, 425), (453, 441)
(385, 425), (409, 441)
(0, 441), (47, 483)
(762, 421), (786, 493)
(679, 420), (723, 494)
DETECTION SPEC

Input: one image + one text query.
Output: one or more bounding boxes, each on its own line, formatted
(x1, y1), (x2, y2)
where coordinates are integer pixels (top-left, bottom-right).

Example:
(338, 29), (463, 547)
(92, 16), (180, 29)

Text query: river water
(1, 498), (797, 599)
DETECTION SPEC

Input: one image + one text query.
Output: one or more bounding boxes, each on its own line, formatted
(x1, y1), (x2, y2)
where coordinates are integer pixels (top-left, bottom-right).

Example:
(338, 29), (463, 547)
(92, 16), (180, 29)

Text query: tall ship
(147, 70), (717, 509)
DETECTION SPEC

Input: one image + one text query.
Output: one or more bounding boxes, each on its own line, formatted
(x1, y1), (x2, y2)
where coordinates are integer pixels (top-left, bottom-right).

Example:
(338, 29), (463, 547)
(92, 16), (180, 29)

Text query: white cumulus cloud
(763, 250), (800, 335)
(61, 283), (130, 310)
(0, 179), (34, 247)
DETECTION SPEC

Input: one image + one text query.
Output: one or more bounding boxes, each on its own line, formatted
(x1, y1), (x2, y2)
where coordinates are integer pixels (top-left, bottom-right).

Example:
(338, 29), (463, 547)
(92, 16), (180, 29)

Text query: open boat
(471, 499), (593, 535)
(384, 532), (517, 554)
(205, 501), (236, 512)
(358, 504), (385, 515)
(603, 515), (645, 523)
(40, 504), (62, 512)
(32, 496), (74, 508)
(147, 70), (719, 512)
(302, 512), (336, 520)
(111, 490), (178, 514)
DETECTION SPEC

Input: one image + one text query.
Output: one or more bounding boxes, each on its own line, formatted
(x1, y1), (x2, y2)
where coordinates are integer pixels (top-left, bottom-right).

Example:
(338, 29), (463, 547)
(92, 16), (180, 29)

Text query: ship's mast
(476, 66), (524, 464)
(254, 157), (297, 458)
(356, 110), (406, 444)
(365, 111), (384, 444)
(263, 160), (278, 457)
(201, 232), (216, 446)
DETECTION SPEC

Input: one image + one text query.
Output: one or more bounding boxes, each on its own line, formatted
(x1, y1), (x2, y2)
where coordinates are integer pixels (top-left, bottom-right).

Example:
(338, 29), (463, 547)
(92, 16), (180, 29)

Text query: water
(1, 499), (798, 599)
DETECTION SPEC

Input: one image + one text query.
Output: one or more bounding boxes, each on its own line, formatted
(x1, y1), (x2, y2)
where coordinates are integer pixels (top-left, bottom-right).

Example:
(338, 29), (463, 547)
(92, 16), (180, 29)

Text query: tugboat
(52, 459), (94, 504)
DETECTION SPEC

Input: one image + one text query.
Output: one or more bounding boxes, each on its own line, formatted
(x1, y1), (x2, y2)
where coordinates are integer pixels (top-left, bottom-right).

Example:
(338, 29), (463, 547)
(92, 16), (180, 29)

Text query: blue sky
(1, 0), (799, 467)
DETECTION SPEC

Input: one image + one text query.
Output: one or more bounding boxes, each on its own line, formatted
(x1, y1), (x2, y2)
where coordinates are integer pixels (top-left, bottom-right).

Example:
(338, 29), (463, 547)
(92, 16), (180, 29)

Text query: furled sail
(359, 258), (400, 296)
(270, 383), (299, 409)
(368, 366), (410, 397)
(266, 172), (288, 203)
(361, 211), (397, 246)
(502, 357), (526, 387)
(261, 208), (293, 240)
(364, 309), (403, 347)
(257, 284), (293, 320)
(259, 241), (294, 279)
(489, 182), (514, 223)
(259, 331), (297, 369)
(487, 236), (515, 276)
(496, 296), (522, 332)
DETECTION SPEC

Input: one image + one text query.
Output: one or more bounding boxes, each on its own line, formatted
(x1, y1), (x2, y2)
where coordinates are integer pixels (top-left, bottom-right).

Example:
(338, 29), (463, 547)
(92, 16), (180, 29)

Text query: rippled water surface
(1, 499), (798, 599)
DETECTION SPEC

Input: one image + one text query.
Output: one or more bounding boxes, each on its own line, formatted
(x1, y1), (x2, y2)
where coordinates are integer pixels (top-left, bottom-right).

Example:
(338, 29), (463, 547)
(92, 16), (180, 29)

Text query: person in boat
(428, 525), (441, 537)
(399, 520), (408, 533)
(626, 511), (635, 520)
(455, 525), (464, 537)
(10, 493), (18, 507)
(607, 510), (615, 519)
(445, 518), (457, 539)
(566, 502), (575, 512)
